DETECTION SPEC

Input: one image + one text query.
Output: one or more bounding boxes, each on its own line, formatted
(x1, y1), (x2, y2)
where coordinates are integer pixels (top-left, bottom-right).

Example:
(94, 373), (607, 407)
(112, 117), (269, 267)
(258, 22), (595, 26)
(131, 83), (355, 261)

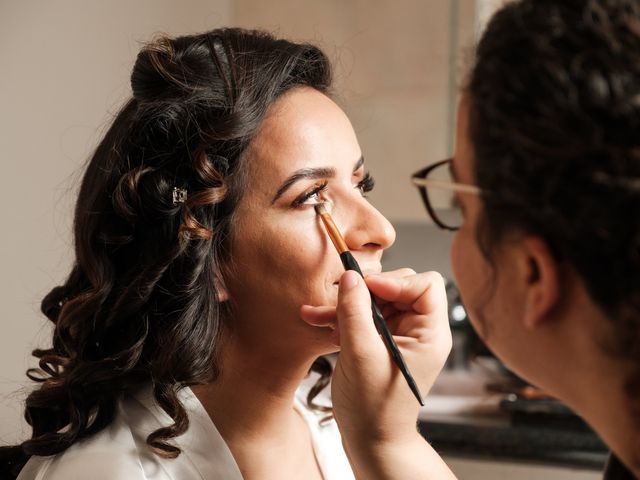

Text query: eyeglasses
(411, 158), (481, 231)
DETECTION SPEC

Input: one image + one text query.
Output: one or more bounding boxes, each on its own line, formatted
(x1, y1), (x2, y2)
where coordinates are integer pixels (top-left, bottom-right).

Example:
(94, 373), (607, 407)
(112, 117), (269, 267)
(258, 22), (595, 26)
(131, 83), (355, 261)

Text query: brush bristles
(314, 203), (328, 215)
(314, 202), (348, 253)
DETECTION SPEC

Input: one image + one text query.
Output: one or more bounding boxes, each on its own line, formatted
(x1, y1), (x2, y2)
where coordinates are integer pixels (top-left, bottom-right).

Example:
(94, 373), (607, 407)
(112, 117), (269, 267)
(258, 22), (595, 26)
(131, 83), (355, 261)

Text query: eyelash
(291, 172), (375, 208)
(291, 181), (329, 208)
(358, 172), (375, 196)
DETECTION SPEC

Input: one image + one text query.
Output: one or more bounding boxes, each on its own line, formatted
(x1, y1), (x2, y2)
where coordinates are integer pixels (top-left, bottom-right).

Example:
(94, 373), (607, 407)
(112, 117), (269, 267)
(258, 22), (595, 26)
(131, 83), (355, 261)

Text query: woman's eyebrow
(271, 155), (365, 204)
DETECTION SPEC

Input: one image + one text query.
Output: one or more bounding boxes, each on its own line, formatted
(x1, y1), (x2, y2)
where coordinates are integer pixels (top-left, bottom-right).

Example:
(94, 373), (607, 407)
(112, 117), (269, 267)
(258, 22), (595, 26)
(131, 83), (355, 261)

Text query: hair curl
(467, 0), (640, 419)
(1, 27), (334, 477)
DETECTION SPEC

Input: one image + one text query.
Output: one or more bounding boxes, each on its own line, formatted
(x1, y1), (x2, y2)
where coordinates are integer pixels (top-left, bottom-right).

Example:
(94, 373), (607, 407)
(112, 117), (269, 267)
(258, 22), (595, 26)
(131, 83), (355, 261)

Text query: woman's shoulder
(17, 448), (148, 480)
(16, 385), (241, 480)
(17, 388), (170, 480)
(16, 415), (150, 480)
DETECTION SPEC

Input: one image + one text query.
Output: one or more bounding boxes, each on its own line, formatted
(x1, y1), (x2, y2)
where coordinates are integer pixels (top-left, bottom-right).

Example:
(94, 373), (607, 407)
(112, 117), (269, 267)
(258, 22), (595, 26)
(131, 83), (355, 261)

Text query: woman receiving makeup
(1, 28), (453, 479)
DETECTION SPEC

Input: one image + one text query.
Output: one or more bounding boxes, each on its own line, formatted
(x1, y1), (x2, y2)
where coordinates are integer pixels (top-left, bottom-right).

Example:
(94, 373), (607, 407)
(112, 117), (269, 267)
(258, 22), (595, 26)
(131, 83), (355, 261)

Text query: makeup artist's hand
(300, 269), (455, 479)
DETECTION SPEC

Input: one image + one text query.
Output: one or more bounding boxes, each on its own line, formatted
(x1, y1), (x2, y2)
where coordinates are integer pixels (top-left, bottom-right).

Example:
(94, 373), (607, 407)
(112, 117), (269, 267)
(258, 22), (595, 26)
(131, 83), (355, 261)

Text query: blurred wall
(0, 0), (476, 441)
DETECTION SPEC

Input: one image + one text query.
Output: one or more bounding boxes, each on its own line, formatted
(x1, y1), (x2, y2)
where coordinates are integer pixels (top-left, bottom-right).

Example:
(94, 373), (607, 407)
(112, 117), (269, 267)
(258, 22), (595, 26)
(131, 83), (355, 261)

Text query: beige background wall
(1, 0), (474, 442)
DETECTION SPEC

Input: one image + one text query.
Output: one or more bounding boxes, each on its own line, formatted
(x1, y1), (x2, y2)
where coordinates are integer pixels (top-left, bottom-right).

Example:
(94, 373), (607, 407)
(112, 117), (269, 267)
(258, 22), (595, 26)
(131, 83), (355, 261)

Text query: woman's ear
(215, 276), (229, 302)
(519, 236), (561, 330)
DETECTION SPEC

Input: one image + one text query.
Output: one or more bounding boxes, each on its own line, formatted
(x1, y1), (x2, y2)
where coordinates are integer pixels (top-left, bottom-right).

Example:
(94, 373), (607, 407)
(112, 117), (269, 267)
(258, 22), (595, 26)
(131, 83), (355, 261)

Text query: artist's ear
(518, 236), (561, 330)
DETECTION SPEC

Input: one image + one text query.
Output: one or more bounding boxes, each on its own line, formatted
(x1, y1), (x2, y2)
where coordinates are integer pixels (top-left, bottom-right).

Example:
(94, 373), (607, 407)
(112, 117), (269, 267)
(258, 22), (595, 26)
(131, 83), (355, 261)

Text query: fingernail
(340, 270), (360, 291)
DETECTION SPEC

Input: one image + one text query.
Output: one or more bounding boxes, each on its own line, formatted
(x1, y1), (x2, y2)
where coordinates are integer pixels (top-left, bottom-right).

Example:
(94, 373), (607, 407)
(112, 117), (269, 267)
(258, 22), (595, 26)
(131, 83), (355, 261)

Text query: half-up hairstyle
(1, 27), (333, 477)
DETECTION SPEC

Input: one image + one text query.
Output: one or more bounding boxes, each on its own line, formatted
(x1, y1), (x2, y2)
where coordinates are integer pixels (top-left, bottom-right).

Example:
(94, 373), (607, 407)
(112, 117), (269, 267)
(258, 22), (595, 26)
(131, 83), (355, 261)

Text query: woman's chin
(306, 324), (340, 352)
(318, 339), (340, 356)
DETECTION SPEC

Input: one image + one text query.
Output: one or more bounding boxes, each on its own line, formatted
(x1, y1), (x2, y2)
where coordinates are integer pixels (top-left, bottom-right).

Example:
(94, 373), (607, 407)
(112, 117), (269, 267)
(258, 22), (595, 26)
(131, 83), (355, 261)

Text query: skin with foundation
(192, 87), (396, 480)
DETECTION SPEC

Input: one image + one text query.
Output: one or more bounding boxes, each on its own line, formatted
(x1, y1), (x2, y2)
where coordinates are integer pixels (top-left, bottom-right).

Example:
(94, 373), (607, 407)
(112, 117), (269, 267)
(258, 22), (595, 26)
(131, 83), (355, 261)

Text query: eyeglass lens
(423, 161), (463, 230)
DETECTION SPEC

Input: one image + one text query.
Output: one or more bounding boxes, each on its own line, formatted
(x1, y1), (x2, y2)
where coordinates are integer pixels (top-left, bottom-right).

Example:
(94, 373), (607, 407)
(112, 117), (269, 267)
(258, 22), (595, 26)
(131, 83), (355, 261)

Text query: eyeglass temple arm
(411, 177), (482, 195)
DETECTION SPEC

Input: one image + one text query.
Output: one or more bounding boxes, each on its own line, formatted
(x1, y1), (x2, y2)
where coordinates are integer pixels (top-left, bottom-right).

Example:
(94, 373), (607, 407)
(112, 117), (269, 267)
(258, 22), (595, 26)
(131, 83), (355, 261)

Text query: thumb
(336, 270), (384, 356)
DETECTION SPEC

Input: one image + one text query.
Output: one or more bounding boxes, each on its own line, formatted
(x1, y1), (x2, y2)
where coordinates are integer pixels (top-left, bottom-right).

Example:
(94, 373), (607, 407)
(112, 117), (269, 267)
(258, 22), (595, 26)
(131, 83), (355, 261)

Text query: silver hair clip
(172, 187), (187, 205)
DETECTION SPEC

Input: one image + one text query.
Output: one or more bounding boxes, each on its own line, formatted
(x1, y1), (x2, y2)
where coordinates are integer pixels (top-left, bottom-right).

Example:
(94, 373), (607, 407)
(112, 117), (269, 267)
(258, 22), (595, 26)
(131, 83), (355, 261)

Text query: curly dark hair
(468, 0), (640, 412)
(1, 27), (335, 477)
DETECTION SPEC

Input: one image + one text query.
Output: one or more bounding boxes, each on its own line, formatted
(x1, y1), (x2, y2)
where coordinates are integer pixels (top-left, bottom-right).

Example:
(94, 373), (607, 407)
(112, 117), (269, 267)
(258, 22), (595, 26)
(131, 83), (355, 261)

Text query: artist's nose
(341, 197), (396, 254)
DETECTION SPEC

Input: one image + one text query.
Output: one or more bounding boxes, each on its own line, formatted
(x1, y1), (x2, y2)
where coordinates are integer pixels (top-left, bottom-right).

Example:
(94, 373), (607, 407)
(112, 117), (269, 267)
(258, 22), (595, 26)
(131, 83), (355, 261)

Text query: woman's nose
(340, 198), (396, 253)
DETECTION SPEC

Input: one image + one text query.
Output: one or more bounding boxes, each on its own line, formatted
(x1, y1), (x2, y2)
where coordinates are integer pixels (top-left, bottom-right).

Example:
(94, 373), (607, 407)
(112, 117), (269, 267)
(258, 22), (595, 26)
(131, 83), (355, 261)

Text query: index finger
(365, 271), (447, 315)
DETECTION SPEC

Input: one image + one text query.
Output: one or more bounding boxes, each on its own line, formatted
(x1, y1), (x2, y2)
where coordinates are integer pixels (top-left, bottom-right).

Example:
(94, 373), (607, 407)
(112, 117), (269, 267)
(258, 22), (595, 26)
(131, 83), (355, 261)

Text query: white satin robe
(17, 384), (354, 480)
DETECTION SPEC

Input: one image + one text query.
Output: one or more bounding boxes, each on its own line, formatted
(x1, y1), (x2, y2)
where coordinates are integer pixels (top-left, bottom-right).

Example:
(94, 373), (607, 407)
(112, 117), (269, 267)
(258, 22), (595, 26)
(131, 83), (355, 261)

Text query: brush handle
(339, 251), (424, 406)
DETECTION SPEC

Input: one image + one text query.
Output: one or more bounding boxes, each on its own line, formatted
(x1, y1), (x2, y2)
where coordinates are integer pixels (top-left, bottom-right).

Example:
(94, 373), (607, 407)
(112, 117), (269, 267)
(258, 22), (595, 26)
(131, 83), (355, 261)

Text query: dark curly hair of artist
(468, 0), (640, 413)
(1, 27), (334, 477)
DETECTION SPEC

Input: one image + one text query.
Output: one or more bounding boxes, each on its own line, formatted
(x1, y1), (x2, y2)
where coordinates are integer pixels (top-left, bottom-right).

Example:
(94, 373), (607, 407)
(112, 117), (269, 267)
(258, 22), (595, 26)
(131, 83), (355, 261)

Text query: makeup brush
(314, 202), (424, 406)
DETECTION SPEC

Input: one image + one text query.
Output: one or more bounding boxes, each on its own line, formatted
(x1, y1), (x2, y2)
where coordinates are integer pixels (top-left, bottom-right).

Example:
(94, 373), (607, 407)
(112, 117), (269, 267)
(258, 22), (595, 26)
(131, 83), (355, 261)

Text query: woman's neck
(191, 338), (325, 479)
(563, 348), (640, 477)
(533, 286), (640, 476)
(191, 338), (317, 445)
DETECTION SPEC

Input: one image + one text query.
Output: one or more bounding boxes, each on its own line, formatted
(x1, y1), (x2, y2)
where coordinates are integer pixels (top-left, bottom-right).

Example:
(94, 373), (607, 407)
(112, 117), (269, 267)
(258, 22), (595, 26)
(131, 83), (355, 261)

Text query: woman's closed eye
(290, 172), (376, 208)
(291, 181), (329, 208)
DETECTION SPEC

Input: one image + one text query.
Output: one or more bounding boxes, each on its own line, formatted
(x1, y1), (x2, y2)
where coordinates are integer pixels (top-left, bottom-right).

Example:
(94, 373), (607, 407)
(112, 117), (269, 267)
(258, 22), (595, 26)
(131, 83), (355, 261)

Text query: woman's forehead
(246, 88), (361, 181)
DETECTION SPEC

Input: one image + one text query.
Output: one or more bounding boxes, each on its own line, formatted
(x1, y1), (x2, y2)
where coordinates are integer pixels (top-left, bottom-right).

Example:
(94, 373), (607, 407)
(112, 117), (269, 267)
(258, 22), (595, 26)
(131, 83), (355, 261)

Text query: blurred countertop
(417, 367), (608, 470)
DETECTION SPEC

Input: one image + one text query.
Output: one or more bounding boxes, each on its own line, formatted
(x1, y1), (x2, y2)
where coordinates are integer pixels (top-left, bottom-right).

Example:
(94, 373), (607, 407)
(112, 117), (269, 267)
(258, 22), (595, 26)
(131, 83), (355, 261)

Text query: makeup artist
(302, 0), (640, 478)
